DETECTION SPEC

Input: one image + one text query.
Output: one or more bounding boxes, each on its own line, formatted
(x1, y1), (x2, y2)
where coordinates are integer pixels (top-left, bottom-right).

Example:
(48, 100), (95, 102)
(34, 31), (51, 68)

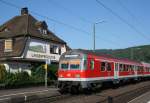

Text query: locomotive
(58, 49), (150, 93)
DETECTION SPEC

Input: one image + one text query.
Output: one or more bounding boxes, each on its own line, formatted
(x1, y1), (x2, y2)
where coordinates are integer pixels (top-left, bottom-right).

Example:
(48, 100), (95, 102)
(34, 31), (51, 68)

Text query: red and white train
(58, 49), (150, 93)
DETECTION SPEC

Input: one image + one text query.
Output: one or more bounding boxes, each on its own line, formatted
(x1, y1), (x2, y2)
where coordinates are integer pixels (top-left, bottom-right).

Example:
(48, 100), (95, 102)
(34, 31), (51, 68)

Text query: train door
(134, 66), (138, 78)
(87, 58), (96, 78)
(114, 63), (119, 79)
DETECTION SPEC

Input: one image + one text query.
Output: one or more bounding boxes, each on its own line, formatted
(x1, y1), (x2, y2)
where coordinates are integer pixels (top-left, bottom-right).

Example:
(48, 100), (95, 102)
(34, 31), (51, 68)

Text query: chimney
(21, 7), (28, 15)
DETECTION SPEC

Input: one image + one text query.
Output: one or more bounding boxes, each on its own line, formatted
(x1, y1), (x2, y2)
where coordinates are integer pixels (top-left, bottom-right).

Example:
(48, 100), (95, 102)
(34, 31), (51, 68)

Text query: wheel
(83, 88), (92, 94)
(70, 86), (79, 94)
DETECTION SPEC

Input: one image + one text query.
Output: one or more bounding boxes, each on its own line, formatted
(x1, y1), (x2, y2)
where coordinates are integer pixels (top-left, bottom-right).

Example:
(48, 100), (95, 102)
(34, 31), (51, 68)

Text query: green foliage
(0, 63), (59, 88)
(95, 45), (150, 63)
(47, 64), (58, 80)
(4, 72), (31, 88)
(0, 64), (6, 82)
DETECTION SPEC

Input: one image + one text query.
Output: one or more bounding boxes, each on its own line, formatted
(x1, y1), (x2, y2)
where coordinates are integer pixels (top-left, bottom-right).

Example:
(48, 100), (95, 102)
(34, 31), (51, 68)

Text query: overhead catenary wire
(0, 0), (89, 35)
(117, 0), (145, 60)
(47, 0), (92, 24)
(96, 0), (150, 41)
(117, 0), (148, 34)
(47, 0), (123, 47)
(117, 0), (137, 20)
(0, 0), (124, 48)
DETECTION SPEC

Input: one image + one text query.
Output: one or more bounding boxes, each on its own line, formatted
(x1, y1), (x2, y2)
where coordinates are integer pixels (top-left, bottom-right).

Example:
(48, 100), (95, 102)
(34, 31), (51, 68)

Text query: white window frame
(4, 39), (13, 52)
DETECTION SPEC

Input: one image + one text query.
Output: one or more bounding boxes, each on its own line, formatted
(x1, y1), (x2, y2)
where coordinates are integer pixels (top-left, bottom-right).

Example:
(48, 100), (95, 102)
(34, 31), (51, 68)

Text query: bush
(0, 64), (6, 83)
(4, 72), (31, 88)
(47, 64), (58, 80)
(0, 63), (59, 89)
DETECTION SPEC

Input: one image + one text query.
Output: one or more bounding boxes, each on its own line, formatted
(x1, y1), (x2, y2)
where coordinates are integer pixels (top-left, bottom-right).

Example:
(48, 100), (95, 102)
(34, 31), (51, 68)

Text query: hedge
(0, 63), (58, 88)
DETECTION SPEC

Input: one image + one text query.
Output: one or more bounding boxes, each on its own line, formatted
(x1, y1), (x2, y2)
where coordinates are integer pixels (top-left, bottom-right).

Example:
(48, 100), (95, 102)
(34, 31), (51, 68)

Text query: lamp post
(93, 20), (105, 51)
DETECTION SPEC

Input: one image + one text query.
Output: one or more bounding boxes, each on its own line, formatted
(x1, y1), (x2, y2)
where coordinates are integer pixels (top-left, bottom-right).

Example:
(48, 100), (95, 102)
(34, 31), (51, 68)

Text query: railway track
(24, 94), (71, 103)
(1, 80), (150, 103)
(51, 80), (150, 103)
(99, 84), (150, 103)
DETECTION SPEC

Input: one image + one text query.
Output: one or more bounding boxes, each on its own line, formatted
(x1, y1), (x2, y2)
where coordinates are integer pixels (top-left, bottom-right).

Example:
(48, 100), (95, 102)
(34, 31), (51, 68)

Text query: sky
(0, 0), (150, 50)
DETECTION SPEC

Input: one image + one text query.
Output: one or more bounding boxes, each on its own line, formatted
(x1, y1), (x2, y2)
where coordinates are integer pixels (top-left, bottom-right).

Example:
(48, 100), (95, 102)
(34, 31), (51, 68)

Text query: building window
(4, 39), (13, 52)
(50, 45), (58, 54)
(59, 48), (61, 55)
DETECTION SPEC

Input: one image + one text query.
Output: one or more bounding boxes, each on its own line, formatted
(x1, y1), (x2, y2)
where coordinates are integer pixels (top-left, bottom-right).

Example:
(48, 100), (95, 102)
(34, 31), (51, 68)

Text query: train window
(135, 66), (138, 71)
(101, 62), (105, 71)
(126, 65), (129, 71)
(101, 62), (111, 71)
(119, 64), (123, 71)
(146, 67), (149, 72)
(90, 60), (94, 70)
(137, 66), (140, 71)
(83, 60), (87, 70)
(129, 65), (131, 71)
(137, 66), (143, 72)
(70, 64), (80, 69)
(123, 64), (126, 71)
(107, 63), (111, 71)
(115, 63), (118, 71)
(61, 63), (69, 69)
(130, 65), (134, 71)
(69, 60), (81, 70)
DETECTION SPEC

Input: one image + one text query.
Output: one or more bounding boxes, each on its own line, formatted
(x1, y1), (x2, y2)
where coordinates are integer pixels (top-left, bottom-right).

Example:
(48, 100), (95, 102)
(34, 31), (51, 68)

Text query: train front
(58, 50), (87, 93)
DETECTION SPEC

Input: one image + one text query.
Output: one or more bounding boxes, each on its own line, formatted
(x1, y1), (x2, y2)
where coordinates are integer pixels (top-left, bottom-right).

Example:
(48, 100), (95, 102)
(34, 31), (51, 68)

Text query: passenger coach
(58, 49), (150, 93)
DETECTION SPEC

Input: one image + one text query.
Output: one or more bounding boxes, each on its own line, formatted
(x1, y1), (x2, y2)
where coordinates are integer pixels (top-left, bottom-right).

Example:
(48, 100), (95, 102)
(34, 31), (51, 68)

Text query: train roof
(142, 62), (150, 67)
(66, 49), (142, 65)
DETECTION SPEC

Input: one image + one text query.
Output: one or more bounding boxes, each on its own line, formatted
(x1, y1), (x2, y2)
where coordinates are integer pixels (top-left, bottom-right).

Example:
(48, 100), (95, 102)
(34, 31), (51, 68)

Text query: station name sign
(65, 54), (79, 58)
(26, 51), (60, 61)
(31, 53), (55, 59)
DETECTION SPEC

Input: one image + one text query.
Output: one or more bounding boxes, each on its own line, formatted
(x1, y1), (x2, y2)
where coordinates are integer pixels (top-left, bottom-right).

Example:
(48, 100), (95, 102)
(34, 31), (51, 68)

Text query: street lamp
(93, 20), (105, 51)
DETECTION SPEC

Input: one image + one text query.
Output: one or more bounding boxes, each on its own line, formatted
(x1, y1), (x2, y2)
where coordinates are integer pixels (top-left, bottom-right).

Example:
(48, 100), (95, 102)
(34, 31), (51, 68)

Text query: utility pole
(93, 20), (105, 51)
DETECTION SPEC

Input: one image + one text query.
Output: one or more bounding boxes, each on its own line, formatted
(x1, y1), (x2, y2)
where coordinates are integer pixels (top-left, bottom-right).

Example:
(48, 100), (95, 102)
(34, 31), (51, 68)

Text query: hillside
(94, 45), (150, 63)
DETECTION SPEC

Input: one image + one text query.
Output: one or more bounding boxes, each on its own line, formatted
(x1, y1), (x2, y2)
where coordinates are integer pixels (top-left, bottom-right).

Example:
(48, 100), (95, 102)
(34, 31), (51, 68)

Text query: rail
(97, 84), (150, 103)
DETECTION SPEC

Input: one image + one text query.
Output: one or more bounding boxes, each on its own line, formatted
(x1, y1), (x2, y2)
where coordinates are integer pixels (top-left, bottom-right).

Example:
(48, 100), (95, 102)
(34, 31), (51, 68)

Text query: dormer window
(4, 39), (13, 52)
(36, 21), (48, 35)
(38, 28), (47, 35)
(43, 29), (47, 35)
(38, 28), (42, 33)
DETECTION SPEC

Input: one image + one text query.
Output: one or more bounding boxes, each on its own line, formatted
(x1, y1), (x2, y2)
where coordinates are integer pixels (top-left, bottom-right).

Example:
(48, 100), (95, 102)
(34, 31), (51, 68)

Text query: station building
(0, 8), (69, 75)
